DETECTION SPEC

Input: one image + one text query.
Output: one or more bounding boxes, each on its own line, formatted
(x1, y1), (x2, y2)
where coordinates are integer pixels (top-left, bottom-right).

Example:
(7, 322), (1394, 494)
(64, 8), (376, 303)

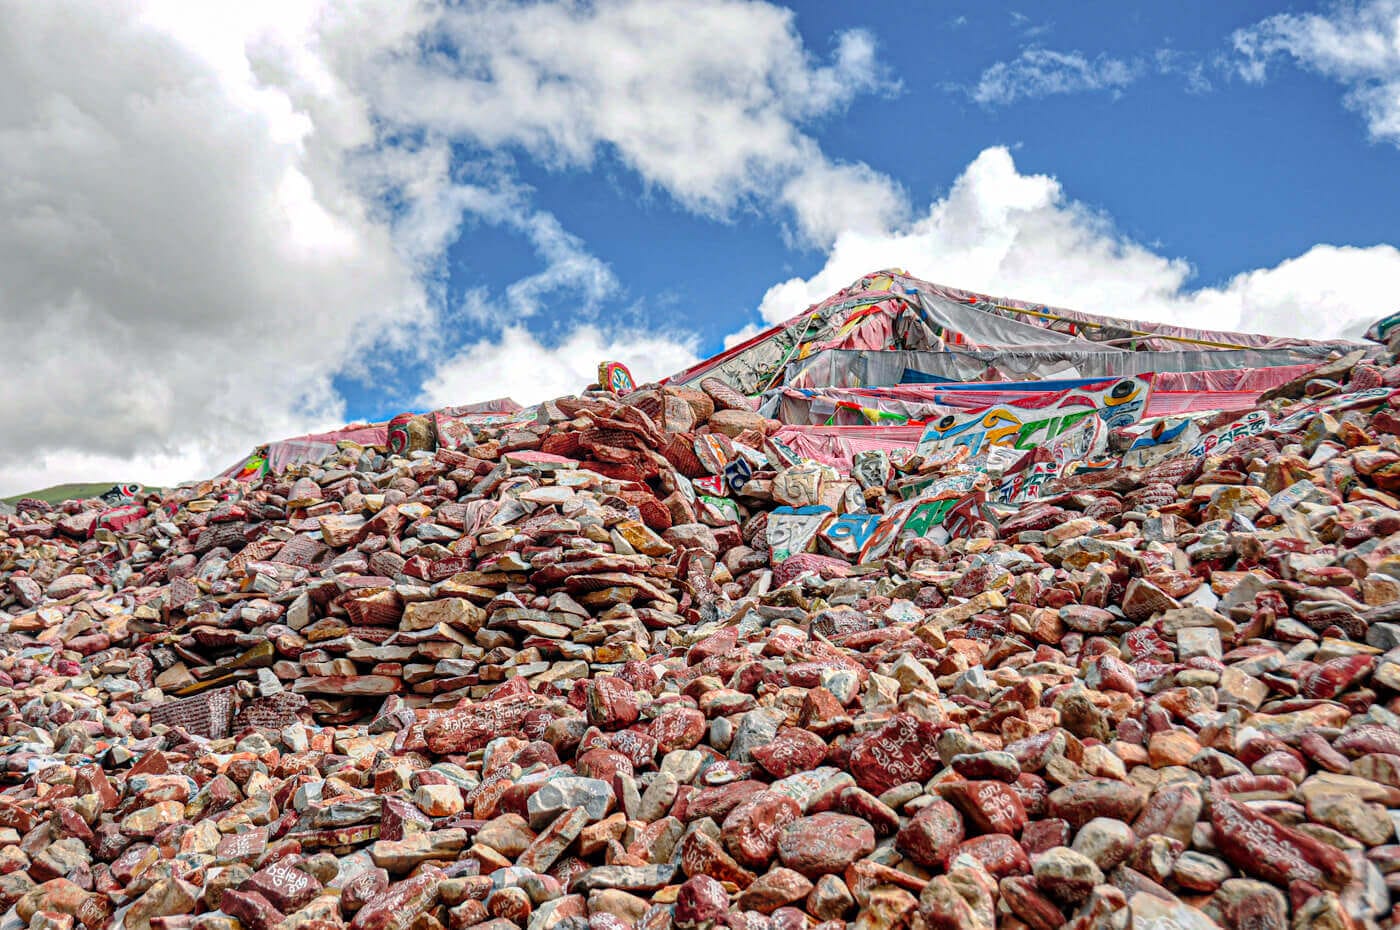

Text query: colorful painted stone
(598, 361), (636, 394)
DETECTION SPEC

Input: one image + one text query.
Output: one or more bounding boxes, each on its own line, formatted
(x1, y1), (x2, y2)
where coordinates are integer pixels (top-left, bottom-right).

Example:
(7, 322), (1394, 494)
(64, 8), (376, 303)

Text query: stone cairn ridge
(7, 358), (1400, 930)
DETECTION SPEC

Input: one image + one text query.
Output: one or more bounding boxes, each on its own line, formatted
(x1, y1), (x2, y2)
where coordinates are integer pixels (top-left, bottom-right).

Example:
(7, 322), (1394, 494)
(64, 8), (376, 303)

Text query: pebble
(2, 290), (1400, 930)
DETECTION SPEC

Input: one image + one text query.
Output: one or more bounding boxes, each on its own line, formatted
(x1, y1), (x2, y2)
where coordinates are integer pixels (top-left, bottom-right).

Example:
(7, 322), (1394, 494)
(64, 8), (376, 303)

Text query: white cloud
(1234, 0), (1400, 144)
(471, 203), (620, 320)
(1154, 48), (1214, 94)
(1008, 12), (1053, 40)
(370, 0), (904, 245)
(967, 44), (1221, 107)
(419, 325), (700, 409)
(396, 0), (908, 409)
(756, 146), (1400, 341)
(0, 0), (898, 496)
(971, 48), (1144, 107)
(780, 155), (908, 244)
(722, 322), (768, 351)
(0, 0), (436, 495)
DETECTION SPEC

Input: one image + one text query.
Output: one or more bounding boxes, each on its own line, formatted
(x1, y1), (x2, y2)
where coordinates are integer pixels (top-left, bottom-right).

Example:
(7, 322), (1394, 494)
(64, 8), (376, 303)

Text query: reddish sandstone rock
(894, 800), (965, 869)
(679, 830), (756, 887)
(425, 694), (545, 754)
(941, 780), (1028, 836)
(752, 727), (828, 779)
(776, 814), (876, 878)
(953, 833), (1031, 877)
(673, 875), (728, 929)
(586, 676), (640, 730)
(1045, 779), (1148, 829)
(722, 792), (802, 870)
(1208, 790), (1353, 891)
(846, 714), (943, 795)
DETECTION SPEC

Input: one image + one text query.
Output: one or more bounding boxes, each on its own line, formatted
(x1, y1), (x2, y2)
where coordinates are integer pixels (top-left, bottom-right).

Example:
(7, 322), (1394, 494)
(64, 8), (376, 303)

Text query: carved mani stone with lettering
(148, 687), (236, 739)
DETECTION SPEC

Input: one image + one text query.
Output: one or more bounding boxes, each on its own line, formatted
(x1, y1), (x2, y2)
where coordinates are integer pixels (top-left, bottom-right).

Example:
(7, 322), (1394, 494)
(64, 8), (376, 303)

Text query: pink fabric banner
(772, 425), (924, 471)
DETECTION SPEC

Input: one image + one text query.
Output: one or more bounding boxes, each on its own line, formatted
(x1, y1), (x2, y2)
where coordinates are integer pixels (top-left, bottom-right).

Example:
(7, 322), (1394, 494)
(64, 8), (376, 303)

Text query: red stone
(674, 875), (729, 929)
(586, 676), (640, 730)
(941, 780), (1028, 836)
(751, 728), (828, 779)
(242, 858), (322, 912)
(425, 694), (545, 754)
(722, 792), (802, 870)
(349, 868), (443, 930)
(1298, 655), (1374, 699)
(219, 889), (285, 930)
(953, 834), (1031, 877)
(674, 781), (766, 823)
(340, 869), (389, 914)
(1333, 724), (1400, 757)
(679, 830), (755, 887)
(999, 876), (1064, 930)
(894, 800), (965, 869)
(1209, 790), (1353, 891)
(777, 813), (876, 878)
(1045, 779), (1147, 829)
(846, 714), (943, 795)
(797, 688), (851, 738)
(837, 787), (899, 836)
(1131, 782), (1201, 844)
(648, 707), (706, 752)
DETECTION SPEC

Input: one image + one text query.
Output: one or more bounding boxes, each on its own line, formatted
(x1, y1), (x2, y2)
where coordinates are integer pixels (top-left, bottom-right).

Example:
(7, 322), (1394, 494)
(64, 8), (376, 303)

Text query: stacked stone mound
(8, 366), (1400, 930)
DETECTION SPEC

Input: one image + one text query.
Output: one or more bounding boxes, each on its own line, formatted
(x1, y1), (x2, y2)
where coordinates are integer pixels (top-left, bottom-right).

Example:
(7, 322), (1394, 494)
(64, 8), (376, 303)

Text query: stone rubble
(6, 341), (1400, 930)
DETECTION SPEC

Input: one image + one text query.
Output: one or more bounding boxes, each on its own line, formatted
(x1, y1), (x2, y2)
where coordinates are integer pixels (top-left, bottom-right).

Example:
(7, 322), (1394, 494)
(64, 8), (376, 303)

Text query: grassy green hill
(1, 482), (129, 506)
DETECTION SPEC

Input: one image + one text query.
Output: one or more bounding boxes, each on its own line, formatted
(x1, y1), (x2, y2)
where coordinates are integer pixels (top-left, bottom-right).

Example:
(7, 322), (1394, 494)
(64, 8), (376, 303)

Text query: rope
(759, 312), (822, 394)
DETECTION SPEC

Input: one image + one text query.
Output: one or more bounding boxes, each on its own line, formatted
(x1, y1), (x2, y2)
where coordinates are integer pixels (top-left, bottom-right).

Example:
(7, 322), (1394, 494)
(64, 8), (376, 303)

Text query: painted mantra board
(698, 494), (740, 523)
(1044, 411), (1107, 465)
(997, 459), (1061, 504)
(892, 474), (982, 540)
(994, 414), (1108, 503)
(897, 497), (958, 539)
(767, 506), (833, 562)
(817, 509), (902, 563)
(693, 475), (727, 497)
(1187, 409), (1270, 458)
(598, 361), (635, 394)
(916, 377), (1151, 457)
(895, 471), (979, 504)
(1126, 416), (1197, 451)
(1120, 417), (1202, 469)
(723, 456), (753, 494)
(819, 513), (883, 558)
(851, 449), (892, 490)
(771, 465), (825, 507)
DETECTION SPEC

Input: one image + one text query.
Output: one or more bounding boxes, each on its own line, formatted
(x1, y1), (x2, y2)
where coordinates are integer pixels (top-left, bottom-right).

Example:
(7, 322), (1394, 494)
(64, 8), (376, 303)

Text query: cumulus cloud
(756, 146), (1400, 341)
(395, 0), (908, 425)
(0, 0), (434, 494)
(371, 0), (905, 246)
(0, 0), (895, 495)
(1234, 0), (1400, 145)
(419, 325), (700, 409)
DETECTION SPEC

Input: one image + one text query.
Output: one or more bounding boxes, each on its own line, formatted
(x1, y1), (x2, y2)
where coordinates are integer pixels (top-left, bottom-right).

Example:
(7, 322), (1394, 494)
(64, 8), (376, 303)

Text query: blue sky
(2, 0), (1399, 492)
(346, 0), (1400, 422)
